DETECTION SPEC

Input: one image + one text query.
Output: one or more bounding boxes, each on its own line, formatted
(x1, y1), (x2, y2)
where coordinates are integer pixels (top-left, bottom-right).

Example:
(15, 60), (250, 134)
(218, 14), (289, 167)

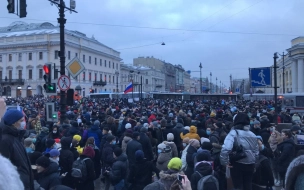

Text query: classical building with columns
(0, 21), (121, 98)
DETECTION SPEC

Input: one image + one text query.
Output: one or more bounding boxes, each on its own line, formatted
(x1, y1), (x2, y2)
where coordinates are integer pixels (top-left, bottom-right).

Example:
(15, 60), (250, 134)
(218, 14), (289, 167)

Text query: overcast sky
(0, 0), (303, 87)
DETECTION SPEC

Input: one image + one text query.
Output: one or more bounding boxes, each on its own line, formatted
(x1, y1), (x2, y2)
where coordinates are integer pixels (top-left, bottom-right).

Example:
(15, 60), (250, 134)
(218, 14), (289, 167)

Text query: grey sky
(0, 0), (303, 87)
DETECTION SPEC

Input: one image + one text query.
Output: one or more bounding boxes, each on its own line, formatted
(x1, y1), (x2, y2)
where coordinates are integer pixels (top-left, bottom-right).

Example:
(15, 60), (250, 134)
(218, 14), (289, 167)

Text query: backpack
(71, 157), (90, 180)
(196, 171), (219, 190)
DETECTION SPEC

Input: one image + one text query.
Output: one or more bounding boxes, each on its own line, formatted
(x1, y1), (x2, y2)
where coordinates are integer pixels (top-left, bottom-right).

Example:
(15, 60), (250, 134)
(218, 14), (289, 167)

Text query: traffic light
(7, 0), (15, 13)
(43, 64), (56, 93)
(19, 0), (27, 18)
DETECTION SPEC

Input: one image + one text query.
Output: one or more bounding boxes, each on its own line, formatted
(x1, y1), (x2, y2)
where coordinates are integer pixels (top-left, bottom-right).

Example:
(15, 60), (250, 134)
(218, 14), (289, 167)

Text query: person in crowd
(290, 125), (302, 144)
(164, 133), (178, 158)
(181, 137), (190, 171)
(49, 125), (62, 139)
(251, 120), (261, 136)
(139, 127), (154, 161)
(100, 127), (110, 152)
(49, 149), (60, 166)
(102, 135), (116, 190)
(121, 129), (133, 153)
(35, 155), (61, 189)
(72, 135), (83, 155)
(108, 147), (128, 190)
(220, 112), (259, 190)
(180, 126), (200, 141)
(156, 143), (172, 171)
(75, 146), (96, 190)
(0, 109), (34, 190)
(185, 139), (200, 179)
(205, 112), (217, 128)
(276, 130), (296, 188)
(87, 120), (103, 148)
(128, 150), (160, 190)
(144, 157), (183, 190)
(24, 137), (35, 153)
(59, 137), (75, 189)
(35, 127), (49, 152)
(44, 139), (56, 154)
(173, 118), (185, 156)
(126, 132), (143, 168)
(85, 137), (101, 180)
(285, 154), (304, 190)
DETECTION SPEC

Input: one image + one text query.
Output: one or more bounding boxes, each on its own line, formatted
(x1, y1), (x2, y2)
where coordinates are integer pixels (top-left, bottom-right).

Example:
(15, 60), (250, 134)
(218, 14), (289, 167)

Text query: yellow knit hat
(167, 157), (182, 171)
(73, 135), (82, 142)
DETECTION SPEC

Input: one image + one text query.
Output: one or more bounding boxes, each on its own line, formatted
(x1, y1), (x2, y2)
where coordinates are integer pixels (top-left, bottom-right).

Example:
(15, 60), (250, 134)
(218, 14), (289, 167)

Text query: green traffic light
(52, 114), (57, 118)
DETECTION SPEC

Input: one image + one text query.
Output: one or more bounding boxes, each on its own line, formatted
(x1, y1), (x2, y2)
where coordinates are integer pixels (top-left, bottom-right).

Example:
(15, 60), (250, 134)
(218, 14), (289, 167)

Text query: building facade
(184, 71), (191, 92)
(120, 64), (165, 92)
(175, 64), (185, 92)
(0, 21), (121, 98)
(163, 62), (176, 92)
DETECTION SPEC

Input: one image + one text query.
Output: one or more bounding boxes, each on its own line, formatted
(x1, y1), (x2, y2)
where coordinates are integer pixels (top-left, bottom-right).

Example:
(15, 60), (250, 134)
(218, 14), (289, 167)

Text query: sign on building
(250, 67), (272, 87)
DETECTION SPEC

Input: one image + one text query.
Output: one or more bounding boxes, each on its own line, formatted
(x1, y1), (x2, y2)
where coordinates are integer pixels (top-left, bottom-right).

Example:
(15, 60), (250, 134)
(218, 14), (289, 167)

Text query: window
(8, 54), (12, 62)
(54, 69), (58, 79)
(28, 69), (32, 80)
(9, 70), (12, 79)
(28, 53), (32, 60)
(18, 70), (22, 79)
(94, 73), (97, 81)
(68, 51), (71, 60)
(113, 76), (115, 83)
(100, 59), (102, 66)
(18, 53), (22, 61)
(95, 58), (97, 65)
(83, 72), (86, 81)
(104, 75), (107, 82)
(75, 53), (78, 58)
(116, 63), (118, 70)
(89, 56), (91, 64)
(39, 52), (43, 60)
(100, 74), (102, 81)
(109, 75), (111, 83)
(104, 60), (107, 67)
(39, 69), (43, 79)
(89, 72), (91, 81)
(54, 51), (59, 59)
(83, 55), (85, 63)
(109, 61), (111, 68)
(0, 55), (2, 62)
(146, 79), (148, 84)
(0, 71), (2, 79)
(112, 62), (114, 69)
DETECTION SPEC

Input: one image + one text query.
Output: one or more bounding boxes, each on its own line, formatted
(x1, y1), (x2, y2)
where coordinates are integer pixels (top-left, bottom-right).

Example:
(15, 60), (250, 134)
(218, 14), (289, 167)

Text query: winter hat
(49, 149), (60, 157)
(291, 125), (301, 131)
(36, 156), (51, 168)
(125, 129), (133, 137)
(201, 137), (210, 144)
(140, 127), (147, 133)
(133, 132), (140, 139)
(24, 138), (33, 147)
(234, 112), (250, 126)
(152, 121), (159, 128)
(54, 138), (60, 144)
(94, 120), (100, 126)
(125, 123), (132, 129)
(169, 113), (174, 118)
(158, 143), (166, 150)
(189, 139), (200, 148)
(46, 139), (55, 148)
(135, 150), (145, 161)
(167, 158), (182, 171)
(106, 135), (115, 142)
(183, 137), (190, 144)
(3, 109), (24, 126)
(253, 120), (260, 125)
(143, 123), (149, 128)
(196, 151), (212, 162)
(73, 135), (82, 142)
(184, 126), (190, 132)
(82, 146), (95, 158)
(113, 147), (122, 157)
(41, 127), (49, 133)
(167, 133), (174, 141)
(0, 155), (24, 189)
(201, 142), (213, 151)
(29, 133), (36, 138)
(210, 112), (216, 118)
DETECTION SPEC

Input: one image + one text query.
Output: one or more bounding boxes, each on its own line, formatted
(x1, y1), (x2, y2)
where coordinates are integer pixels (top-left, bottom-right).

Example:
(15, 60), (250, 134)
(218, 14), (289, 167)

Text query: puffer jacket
(164, 141), (178, 158)
(220, 126), (259, 166)
(37, 162), (61, 190)
(285, 155), (304, 190)
(180, 126), (200, 141)
(181, 145), (190, 171)
(122, 136), (132, 153)
(144, 170), (183, 190)
(157, 151), (172, 171)
(109, 153), (128, 185)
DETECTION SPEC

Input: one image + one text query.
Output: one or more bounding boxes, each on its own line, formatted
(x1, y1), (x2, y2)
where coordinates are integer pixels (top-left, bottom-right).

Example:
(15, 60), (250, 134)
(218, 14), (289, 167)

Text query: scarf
(268, 131), (282, 151)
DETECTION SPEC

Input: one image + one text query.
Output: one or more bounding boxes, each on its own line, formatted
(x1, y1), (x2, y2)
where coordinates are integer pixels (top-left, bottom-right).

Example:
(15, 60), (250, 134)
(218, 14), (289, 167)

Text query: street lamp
(210, 72), (212, 94)
(129, 70), (134, 100)
(199, 63), (202, 94)
(115, 71), (119, 99)
(278, 52), (289, 94)
(216, 77), (218, 93)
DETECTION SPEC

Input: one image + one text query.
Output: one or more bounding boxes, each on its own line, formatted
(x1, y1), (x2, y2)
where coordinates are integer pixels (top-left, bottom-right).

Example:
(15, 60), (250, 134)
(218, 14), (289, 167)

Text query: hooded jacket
(190, 162), (213, 190)
(37, 162), (61, 190)
(180, 126), (200, 141)
(220, 125), (259, 166)
(276, 138), (295, 173)
(0, 124), (34, 190)
(109, 153), (128, 185)
(156, 151), (172, 171)
(164, 141), (178, 158)
(122, 136), (132, 153)
(87, 124), (102, 147)
(143, 170), (182, 190)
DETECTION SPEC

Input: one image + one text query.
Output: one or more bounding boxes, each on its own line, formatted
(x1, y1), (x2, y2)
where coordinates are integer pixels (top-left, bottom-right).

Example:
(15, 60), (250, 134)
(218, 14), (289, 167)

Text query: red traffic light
(43, 65), (49, 74)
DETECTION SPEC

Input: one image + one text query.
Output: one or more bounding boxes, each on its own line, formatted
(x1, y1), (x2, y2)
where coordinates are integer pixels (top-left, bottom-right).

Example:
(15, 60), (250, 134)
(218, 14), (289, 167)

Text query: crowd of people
(0, 96), (304, 190)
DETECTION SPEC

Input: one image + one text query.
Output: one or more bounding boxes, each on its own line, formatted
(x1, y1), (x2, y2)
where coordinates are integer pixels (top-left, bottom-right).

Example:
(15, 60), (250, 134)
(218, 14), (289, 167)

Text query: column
(298, 59), (304, 92)
(22, 53), (26, 80)
(33, 52), (37, 81)
(12, 53), (17, 79)
(292, 61), (298, 93)
(3, 54), (7, 79)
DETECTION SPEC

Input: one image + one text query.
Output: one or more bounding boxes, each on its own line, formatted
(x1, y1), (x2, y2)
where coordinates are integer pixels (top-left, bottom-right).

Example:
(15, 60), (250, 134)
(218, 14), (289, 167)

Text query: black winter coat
(0, 124), (34, 190)
(277, 138), (295, 173)
(59, 137), (75, 188)
(37, 162), (61, 190)
(190, 162), (213, 190)
(109, 153), (128, 185)
(162, 125), (175, 141)
(101, 142), (115, 171)
(139, 132), (153, 161)
(75, 155), (96, 190)
(172, 123), (184, 152)
(252, 155), (274, 187)
(35, 131), (49, 152)
(185, 145), (197, 179)
(126, 139), (143, 167)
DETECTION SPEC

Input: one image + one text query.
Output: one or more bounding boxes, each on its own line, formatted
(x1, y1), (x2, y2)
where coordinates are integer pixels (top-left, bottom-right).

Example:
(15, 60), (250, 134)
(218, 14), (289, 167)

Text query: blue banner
(250, 67), (272, 87)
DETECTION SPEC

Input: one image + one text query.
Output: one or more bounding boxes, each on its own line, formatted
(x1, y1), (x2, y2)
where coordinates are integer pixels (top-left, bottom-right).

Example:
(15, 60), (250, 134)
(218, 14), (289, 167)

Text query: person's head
(167, 157), (182, 171)
(282, 130), (292, 140)
(189, 139), (200, 149)
(213, 122), (222, 129)
(73, 135), (82, 144)
(256, 136), (264, 151)
(49, 149), (60, 161)
(103, 127), (109, 135)
(52, 126), (58, 134)
(135, 150), (145, 162)
(3, 110), (25, 130)
(86, 137), (95, 147)
(106, 135), (116, 145)
(291, 125), (301, 135)
(113, 147), (122, 159)
(24, 138), (34, 148)
(182, 137), (190, 147)
(167, 133), (174, 142)
(253, 120), (261, 129)
(133, 132), (140, 141)
(36, 156), (50, 173)
(157, 143), (166, 154)
(82, 146), (95, 159)
(206, 127), (212, 136)
(46, 139), (56, 149)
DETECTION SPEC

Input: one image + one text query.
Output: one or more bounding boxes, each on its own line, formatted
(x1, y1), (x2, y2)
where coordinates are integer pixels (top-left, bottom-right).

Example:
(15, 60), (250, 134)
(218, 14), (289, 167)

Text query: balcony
(156, 85), (163, 88)
(0, 79), (25, 86)
(93, 80), (107, 86)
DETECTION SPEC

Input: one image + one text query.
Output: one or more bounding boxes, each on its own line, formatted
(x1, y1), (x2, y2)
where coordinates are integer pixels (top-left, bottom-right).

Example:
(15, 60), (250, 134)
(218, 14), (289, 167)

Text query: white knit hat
(167, 133), (174, 141)
(201, 137), (210, 144)
(125, 123), (132, 129)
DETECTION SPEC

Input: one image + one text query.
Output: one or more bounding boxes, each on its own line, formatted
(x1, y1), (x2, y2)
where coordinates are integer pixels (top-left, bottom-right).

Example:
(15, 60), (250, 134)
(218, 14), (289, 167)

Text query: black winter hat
(46, 139), (55, 148)
(234, 112), (250, 126)
(106, 135), (115, 142)
(113, 147), (122, 157)
(36, 156), (50, 168)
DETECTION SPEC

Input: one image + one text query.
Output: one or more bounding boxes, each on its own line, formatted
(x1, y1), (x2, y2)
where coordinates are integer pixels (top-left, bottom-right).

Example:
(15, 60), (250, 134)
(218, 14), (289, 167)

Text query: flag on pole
(124, 82), (133, 94)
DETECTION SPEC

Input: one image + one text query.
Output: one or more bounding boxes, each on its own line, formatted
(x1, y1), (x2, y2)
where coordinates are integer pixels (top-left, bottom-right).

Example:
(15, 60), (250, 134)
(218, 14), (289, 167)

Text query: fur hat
(167, 133), (174, 141)
(0, 155), (24, 189)
(3, 109), (24, 126)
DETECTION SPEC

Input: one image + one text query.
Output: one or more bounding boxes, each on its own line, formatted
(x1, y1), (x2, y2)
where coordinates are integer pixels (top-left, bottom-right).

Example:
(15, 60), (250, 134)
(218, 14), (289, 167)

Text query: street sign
(66, 56), (85, 79)
(57, 75), (71, 91)
(250, 67), (272, 87)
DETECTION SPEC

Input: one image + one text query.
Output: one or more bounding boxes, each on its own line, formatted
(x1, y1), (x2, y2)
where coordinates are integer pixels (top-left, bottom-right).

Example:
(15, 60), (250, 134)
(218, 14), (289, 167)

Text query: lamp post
(216, 77), (218, 93)
(220, 80), (221, 93)
(129, 70), (134, 100)
(210, 72), (212, 94)
(199, 63), (202, 94)
(115, 71), (119, 99)
(274, 53), (279, 125)
(279, 52), (289, 94)
(230, 74), (232, 93)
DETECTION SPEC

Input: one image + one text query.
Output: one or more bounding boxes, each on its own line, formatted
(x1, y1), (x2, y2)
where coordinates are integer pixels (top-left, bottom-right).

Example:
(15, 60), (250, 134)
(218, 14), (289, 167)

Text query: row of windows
(82, 72), (118, 83)
(0, 52), (44, 62)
